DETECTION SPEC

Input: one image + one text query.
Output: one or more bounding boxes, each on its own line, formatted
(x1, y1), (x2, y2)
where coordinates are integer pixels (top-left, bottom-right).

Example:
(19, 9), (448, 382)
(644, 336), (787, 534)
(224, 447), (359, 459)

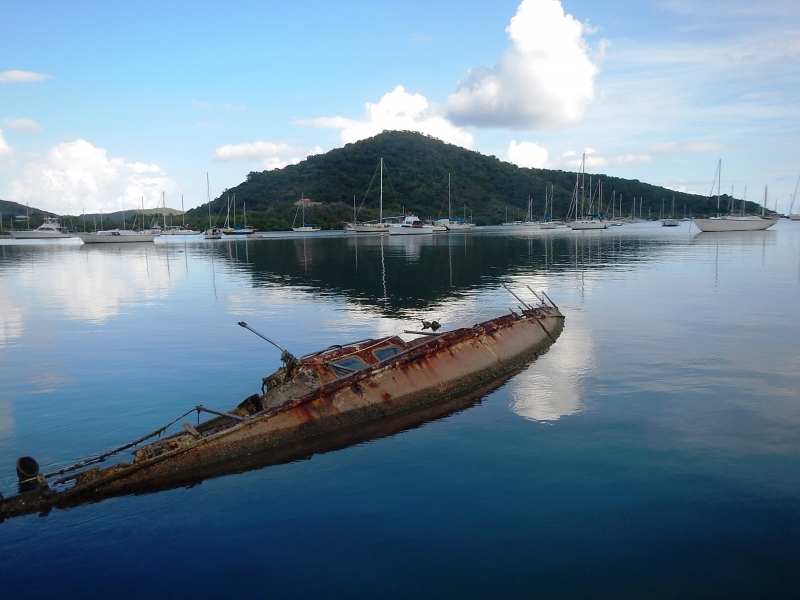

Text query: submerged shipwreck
(0, 286), (564, 521)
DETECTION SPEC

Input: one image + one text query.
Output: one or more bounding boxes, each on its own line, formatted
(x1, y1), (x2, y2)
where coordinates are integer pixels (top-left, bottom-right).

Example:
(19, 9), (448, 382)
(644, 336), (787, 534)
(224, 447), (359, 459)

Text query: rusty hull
(0, 306), (563, 519)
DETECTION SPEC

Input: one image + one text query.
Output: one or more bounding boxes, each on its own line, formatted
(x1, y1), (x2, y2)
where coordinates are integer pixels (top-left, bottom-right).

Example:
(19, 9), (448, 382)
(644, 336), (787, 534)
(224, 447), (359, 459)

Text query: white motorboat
(78, 230), (156, 243)
(9, 217), (75, 239)
(388, 215), (433, 235)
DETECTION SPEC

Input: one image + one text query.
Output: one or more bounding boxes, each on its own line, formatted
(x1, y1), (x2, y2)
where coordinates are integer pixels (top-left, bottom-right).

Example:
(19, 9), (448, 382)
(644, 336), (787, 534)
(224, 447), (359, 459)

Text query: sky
(1, 0), (799, 215)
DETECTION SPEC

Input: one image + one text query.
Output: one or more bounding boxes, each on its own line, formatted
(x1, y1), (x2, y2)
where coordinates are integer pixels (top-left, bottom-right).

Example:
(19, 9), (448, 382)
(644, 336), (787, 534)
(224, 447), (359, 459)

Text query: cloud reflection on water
(16, 245), (173, 324)
(510, 318), (593, 422)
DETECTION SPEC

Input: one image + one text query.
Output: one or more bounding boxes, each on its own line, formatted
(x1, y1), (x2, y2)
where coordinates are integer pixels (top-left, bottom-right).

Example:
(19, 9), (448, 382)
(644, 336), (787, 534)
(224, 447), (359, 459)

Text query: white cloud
(506, 140), (549, 168)
(9, 139), (176, 214)
(0, 70), (51, 84)
(446, 0), (601, 129)
(214, 141), (323, 170)
(2, 118), (42, 133)
(0, 129), (14, 167)
(547, 148), (651, 170)
(300, 85), (475, 149)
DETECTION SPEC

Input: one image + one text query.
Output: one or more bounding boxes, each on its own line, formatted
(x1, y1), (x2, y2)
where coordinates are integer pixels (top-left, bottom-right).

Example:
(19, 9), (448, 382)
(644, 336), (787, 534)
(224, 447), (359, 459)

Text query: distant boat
(9, 217), (75, 239)
(540, 185), (564, 228)
(568, 154), (608, 230)
(662, 197), (679, 227)
(221, 197), (254, 235)
(693, 162), (778, 232)
(203, 174), (222, 239)
(162, 225), (201, 235)
(789, 174), (800, 221)
(346, 159), (390, 232)
(292, 200), (321, 232)
(204, 227), (222, 240)
(440, 174), (471, 231)
(388, 215), (432, 235)
(78, 230), (156, 243)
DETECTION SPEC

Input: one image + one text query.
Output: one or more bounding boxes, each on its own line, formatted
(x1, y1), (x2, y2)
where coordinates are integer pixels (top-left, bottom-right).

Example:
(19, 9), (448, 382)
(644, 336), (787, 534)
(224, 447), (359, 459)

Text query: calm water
(1, 223), (799, 598)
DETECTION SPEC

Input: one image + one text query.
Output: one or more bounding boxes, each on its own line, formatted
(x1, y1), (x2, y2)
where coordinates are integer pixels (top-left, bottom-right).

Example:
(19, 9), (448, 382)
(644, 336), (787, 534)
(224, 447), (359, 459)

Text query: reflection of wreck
(1, 288), (563, 521)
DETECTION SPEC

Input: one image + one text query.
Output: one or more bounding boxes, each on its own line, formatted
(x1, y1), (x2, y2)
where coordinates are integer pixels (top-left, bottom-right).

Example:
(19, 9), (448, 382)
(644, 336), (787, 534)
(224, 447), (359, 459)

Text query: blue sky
(1, 0), (799, 214)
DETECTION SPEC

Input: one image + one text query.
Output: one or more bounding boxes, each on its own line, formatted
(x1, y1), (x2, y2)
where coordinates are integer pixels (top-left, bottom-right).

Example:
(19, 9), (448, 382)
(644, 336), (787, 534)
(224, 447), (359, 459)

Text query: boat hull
(388, 227), (432, 235)
(692, 217), (778, 232)
(9, 231), (75, 239)
(346, 223), (389, 232)
(78, 231), (156, 243)
(0, 306), (563, 517)
(569, 220), (608, 230)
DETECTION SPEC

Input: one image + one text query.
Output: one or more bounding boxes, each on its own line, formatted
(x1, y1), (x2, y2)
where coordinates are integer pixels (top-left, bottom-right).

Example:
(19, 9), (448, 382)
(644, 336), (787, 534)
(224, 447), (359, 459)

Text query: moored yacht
(388, 215), (433, 235)
(9, 217), (75, 239)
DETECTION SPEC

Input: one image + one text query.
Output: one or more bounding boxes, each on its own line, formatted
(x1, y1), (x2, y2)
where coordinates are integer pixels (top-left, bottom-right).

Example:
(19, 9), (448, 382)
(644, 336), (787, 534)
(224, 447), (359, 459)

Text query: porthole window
(373, 345), (401, 362)
(331, 356), (368, 378)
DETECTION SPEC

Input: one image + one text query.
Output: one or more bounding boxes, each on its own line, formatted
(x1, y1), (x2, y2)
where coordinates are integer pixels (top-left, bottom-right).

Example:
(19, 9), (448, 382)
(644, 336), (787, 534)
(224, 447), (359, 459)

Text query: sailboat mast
(448, 173), (451, 220)
(207, 174), (212, 229)
(717, 159), (721, 214)
(379, 158), (383, 223)
(182, 195), (185, 228)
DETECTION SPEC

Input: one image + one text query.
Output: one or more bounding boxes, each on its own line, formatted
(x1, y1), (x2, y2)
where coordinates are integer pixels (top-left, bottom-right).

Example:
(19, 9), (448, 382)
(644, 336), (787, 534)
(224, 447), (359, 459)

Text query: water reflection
(510, 318), (593, 422)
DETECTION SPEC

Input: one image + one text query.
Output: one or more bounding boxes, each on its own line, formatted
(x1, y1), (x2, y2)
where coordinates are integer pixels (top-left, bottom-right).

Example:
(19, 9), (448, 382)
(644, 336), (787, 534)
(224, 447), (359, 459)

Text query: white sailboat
(347, 158), (390, 232)
(693, 161), (778, 232)
(662, 197), (679, 227)
(569, 154), (608, 230)
(204, 174), (222, 239)
(789, 174), (800, 221)
(292, 200), (321, 232)
(440, 174), (471, 231)
(540, 185), (563, 229)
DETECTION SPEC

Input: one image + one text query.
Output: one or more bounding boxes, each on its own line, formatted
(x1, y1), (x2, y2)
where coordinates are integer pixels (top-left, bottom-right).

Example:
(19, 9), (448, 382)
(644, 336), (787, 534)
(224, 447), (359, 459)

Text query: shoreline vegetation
(1, 132), (775, 233)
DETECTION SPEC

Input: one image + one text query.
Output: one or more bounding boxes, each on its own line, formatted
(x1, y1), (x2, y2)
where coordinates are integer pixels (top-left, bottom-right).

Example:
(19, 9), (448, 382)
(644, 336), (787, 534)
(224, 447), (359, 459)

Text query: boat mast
(207, 173), (212, 230)
(717, 159), (721, 215)
(182, 195), (185, 228)
(448, 173), (451, 220)
(379, 158), (383, 224)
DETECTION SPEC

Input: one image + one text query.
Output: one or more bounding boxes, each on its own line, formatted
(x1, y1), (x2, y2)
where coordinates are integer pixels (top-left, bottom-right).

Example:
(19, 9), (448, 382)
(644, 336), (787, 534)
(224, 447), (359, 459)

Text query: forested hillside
(185, 131), (764, 230)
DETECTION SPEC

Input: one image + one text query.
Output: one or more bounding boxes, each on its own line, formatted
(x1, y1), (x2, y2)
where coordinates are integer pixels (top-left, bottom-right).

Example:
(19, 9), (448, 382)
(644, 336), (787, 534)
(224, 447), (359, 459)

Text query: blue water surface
(0, 222), (799, 598)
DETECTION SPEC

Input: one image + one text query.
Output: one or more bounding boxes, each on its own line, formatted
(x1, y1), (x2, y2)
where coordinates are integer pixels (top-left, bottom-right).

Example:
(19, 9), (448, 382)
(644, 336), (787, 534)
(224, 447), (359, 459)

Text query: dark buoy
(16, 456), (39, 482)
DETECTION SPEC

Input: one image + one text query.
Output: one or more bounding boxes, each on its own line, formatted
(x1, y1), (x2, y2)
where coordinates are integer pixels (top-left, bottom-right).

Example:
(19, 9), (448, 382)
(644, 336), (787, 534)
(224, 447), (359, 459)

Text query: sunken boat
(0, 286), (564, 520)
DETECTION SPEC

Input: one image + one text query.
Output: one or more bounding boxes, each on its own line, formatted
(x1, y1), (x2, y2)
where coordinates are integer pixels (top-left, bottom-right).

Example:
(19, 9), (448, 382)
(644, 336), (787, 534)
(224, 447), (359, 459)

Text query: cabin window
(330, 356), (368, 378)
(373, 345), (401, 362)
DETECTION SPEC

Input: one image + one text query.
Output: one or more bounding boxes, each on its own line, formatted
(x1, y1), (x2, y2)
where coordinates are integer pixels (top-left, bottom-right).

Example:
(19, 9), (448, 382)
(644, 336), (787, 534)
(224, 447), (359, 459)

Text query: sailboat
(222, 195), (254, 235)
(662, 197), (679, 227)
(693, 161), (778, 232)
(347, 159), (390, 232)
(204, 174), (222, 239)
(437, 174), (471, 231)
(568, 154), (608, 230)
(789, 174), (800, 221)
(539, 185), (562, 229)
(292, 199), (321, 232)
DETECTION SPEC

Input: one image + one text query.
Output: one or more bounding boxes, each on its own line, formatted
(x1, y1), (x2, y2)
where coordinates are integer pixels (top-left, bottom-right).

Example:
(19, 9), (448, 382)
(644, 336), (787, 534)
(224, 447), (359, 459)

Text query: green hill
(186, 130), (767, 231)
